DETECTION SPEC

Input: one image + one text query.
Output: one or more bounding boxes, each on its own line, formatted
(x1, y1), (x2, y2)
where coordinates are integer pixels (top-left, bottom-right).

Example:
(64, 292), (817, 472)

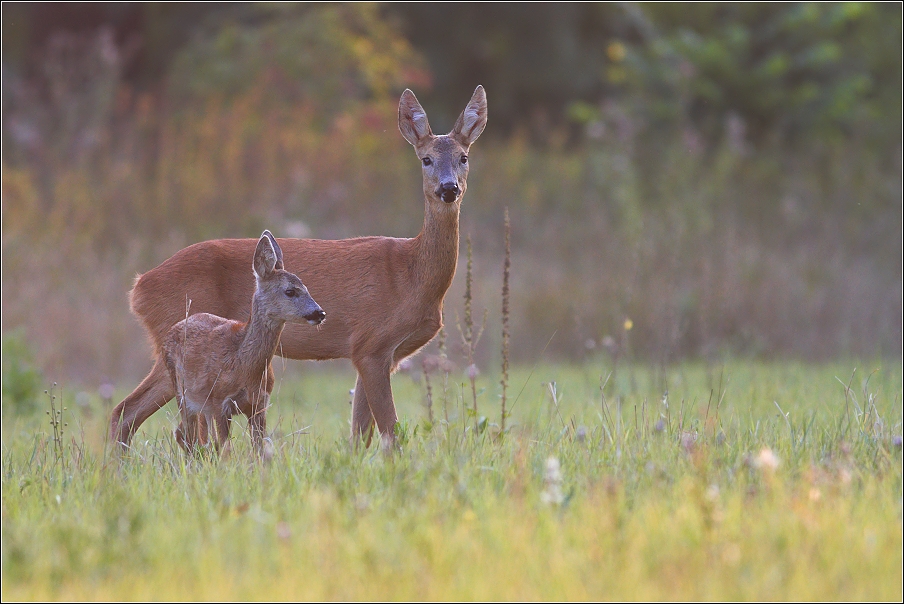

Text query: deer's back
(162, 312), (251, 412)
(132, 236), (432, 362)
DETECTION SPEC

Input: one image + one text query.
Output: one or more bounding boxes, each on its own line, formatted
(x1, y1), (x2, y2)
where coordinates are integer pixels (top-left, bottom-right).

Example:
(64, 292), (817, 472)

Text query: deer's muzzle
(438, 182), (460, 203)
(304, 309), (326, 326)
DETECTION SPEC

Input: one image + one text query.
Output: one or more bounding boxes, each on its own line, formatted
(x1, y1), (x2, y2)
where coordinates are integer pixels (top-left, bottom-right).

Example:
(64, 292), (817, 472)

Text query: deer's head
(253, 231), (325, 326)
(399, 86), (487, 207)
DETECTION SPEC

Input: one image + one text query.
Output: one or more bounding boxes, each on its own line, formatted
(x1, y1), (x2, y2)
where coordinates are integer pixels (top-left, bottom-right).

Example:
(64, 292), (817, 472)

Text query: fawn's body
(111, 86), (487, 450)
(162, 231), (324, 456)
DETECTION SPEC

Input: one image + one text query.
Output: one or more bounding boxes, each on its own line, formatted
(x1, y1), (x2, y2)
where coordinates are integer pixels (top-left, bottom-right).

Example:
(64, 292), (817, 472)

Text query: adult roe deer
(111, 86), (488, 450)
(163, 230), (325, 458)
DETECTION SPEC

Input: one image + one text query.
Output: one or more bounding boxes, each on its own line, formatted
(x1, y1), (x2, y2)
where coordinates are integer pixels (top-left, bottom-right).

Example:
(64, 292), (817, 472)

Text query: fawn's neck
(238, 296), (285, 372)
(412, 199), (460, 303)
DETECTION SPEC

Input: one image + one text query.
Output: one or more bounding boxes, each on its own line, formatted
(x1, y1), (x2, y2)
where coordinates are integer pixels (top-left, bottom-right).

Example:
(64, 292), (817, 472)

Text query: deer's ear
(398, 89), (433, 146)
(253, 232), (279, 279)
(451, 85), (487, 146)
(262, 230), (284, 270)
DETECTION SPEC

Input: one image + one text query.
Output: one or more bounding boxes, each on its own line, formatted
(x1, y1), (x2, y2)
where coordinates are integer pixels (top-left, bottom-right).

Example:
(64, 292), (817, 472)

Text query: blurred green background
(1, 3), (901, 390)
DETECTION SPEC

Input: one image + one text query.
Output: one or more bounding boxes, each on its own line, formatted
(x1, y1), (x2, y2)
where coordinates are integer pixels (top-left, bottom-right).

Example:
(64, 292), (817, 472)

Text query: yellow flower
(607, 41), (626, 62)
(624, 318), (633, 331)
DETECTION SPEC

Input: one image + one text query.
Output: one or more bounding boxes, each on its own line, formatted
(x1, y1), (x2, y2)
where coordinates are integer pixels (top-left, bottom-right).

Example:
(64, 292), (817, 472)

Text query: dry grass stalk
(458, 235), (488, 434)
(500, 207), (511, 432)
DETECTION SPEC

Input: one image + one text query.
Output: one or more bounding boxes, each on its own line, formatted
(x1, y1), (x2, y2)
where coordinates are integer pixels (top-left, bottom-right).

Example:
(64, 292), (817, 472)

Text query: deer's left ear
(262, 230), (284, 270)
(451, 85), (487, 146)
(253, 232), (280, 279)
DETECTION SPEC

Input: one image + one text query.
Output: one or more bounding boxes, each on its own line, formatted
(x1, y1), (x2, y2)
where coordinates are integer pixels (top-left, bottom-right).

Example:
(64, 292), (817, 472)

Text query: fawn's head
(399, 86), (487, 207)
(253, 230), (325, 326)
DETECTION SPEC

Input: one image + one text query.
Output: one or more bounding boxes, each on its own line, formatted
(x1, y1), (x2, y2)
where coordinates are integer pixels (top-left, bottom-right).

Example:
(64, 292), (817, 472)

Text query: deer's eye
(460, 155), (468, 165)
(285, 288), (299, 298)
(421, 157), (432, 167)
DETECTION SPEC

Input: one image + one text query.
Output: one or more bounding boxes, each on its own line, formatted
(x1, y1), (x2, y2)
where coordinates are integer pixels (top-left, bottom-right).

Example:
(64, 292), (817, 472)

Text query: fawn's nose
(437, 181), (460, 203)
(304, 309), (326, 325)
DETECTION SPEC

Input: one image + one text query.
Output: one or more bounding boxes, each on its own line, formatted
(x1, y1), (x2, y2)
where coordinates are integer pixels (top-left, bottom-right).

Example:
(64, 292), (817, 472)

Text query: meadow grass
(2, 360), (902, 600)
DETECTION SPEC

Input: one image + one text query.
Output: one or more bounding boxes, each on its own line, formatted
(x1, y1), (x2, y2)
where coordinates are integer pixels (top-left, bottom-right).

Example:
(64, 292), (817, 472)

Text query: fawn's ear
(262, 230), (284, 270)
(451, 85), (487, 147)
(253, 232), (280, 279)
(398, 89), (433, 147)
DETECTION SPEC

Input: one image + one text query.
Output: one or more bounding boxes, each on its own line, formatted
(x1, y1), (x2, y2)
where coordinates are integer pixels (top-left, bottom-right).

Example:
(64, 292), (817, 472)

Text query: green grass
(2, 360), (902, 600)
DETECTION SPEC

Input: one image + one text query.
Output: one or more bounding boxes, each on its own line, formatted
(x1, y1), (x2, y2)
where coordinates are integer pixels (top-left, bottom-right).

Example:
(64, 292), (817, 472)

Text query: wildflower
(575, 426), (587, 443)
(98, 381), (115, 403)
(623, 318), (633, 331)
(466, 364), (480, 381)
(397, 358), (414, 373)
(892, 435), (902, 450)
(607, 41), (626, 62)
(276, 521), (291, 541)
(838, 468), (852, 485)
(541, 456), (564, 505)
(680, 430), (697, 453)
(422, 355), (438, 374)
(753, 448), (780, 471)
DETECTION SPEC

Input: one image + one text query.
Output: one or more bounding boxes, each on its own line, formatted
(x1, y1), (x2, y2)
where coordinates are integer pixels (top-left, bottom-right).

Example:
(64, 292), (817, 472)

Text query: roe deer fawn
(163, 230), (325, 458)
(111, 86), (487, 451)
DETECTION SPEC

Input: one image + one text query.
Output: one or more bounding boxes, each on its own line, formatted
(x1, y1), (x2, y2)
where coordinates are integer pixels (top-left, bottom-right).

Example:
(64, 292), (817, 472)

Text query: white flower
(754, 448), (780, 471)
(541, 456), (564, 505)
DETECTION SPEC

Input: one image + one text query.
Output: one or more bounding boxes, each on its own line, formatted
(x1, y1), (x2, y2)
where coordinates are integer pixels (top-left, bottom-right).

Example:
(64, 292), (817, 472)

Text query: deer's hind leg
(111, 358), (175, 450)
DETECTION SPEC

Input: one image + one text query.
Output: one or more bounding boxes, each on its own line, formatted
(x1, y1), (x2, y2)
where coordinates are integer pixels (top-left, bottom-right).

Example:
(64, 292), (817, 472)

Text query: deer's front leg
(354, 355), (399, 452)
(351, 374), (376, 448)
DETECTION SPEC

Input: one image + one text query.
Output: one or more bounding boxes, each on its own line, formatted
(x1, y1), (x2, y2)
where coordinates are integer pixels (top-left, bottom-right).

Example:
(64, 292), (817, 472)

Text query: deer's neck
(412, 200), (460, 303)
(238, 296), (285, 372)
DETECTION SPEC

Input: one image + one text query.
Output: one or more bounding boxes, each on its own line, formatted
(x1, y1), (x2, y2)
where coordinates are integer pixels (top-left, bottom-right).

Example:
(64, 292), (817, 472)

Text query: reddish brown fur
(111, 86), (488, 450)
(161, 231), (323, 458)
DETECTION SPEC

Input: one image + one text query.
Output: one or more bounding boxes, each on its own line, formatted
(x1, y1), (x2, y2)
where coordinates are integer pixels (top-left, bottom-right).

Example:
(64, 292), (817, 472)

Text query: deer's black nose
(304, 309), (326, 325)
(437, 182), (460, 203)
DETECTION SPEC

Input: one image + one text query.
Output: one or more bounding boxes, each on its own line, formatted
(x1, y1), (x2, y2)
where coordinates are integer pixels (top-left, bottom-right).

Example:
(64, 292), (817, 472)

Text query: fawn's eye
(421, 157), (432, 166)
(460, 155), (468, 165)
(285, 288), (298, 298)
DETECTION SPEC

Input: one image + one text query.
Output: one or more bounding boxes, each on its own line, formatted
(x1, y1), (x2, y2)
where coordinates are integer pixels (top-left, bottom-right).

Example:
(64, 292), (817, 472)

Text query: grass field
(2, 359), (902, 600)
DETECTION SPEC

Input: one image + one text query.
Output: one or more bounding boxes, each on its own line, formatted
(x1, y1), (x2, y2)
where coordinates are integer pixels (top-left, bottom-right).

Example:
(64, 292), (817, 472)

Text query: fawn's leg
(211, 411), (232, 456)
(174, 407), (202, 455)
(247, 394), (273, 461)
(111, 359), (175, 450)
